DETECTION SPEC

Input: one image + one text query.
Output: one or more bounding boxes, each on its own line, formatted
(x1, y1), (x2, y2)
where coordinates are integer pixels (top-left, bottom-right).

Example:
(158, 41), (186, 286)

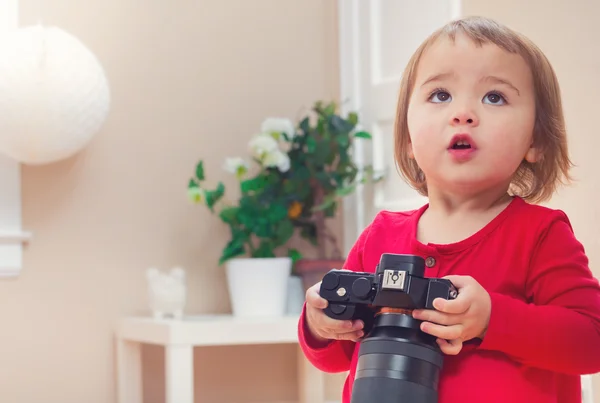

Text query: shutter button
(425, 256), (436, 268)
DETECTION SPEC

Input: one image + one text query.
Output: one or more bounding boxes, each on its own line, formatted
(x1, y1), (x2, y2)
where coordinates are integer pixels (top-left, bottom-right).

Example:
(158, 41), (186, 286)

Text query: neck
(415, 183), (514, 245)
(426, 183), (513, 215)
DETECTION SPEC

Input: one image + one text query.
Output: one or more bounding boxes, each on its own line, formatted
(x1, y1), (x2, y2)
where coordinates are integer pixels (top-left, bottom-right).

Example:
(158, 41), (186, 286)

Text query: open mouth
(451, 140), (472, 150)
(448, 134), (476, 150)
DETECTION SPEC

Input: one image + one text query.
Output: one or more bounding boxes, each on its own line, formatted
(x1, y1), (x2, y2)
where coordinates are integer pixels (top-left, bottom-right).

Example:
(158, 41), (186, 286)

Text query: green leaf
(330, 115), (354, 134)
(336, 135), (349, 149)
(219, 206), (239, 224)
(188, 178), (198, 189)
(268, 203), (288, 223)
(241, 175), (268, 193)
(275, 219), (294, 246)
(306, 136), (317, 153)
(299, 117), (310, 135)
(312, 195), (336, 212)
(316, 171), (333, 189)
(336, 184), (356, 197)
(288, 248), (303, 265)
(323, 102), (336, 116)
(195, 161), (205, 181)
(254, 217), (272, 238)
(324, 201), (337, 217)
(219, 237), (246, 265)
(254, 241), (276, 258)
(354, 131), (372, 139)
(293, 166), (311, 181)
(237, 210), (254, 231)
(348, 112), (359, 126)
(285, 179), (310, 199)
(316, 118), (326, 139)
(205, 182), (225, 210)
(314, 140), (332, 165)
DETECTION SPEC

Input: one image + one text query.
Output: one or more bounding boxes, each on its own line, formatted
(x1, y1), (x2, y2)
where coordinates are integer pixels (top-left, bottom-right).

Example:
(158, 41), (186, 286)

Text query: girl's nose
(451, 111), (479, 127)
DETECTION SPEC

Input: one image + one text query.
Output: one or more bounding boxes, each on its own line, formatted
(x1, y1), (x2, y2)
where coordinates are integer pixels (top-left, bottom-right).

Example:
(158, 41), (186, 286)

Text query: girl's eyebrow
(419, 72), (521, 96)
(420, 72), (454, 88)
(481, 75), (520, 96)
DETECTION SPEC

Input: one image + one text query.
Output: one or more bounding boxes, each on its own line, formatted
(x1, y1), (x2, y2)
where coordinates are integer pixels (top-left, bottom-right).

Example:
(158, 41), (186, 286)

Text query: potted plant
(187, 118), (302, 317)
(188, 100), (380, 315)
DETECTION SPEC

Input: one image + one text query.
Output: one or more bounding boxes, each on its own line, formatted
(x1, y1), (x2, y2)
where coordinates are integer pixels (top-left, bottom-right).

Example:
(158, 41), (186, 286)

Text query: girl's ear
(524, 142), (539, 163)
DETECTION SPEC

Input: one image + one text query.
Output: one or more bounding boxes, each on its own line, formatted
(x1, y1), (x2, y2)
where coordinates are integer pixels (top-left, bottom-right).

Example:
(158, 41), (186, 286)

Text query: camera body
(318, 253), (459, 403)
(320, 253), (458, 325)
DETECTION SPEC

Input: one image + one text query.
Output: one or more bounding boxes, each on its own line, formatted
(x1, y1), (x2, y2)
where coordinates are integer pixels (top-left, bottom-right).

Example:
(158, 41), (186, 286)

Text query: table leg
(297, 345), (325, 403)
(165, 345), (194, 403)
(581, 374), (594, 403)
(116, 338), (142, 403)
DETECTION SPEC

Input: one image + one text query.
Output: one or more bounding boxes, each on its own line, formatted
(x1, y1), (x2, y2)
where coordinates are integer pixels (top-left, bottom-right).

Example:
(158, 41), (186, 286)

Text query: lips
(448, 134), (477, 150)
(447, 134), (477, 162)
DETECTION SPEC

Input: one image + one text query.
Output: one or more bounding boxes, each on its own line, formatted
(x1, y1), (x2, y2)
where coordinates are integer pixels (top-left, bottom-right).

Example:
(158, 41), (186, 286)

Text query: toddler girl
(298, 15), (600, 403)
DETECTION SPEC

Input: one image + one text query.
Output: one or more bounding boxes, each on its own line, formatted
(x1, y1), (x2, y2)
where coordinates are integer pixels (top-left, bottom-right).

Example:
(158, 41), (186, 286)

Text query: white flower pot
(225, 257), (292, 317)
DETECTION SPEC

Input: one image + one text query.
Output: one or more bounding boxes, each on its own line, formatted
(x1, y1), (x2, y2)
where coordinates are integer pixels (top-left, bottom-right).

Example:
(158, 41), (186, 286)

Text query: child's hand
(305, 280), (364, 345)
(412, 275), (491, 355)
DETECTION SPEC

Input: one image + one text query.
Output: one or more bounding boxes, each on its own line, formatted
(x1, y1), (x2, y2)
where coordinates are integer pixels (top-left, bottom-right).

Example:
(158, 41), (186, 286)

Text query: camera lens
(351, 312), (442, 403)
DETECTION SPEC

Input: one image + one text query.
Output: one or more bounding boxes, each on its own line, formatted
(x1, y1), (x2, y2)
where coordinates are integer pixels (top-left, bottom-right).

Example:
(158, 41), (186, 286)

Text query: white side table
(115, 314), (327, 403)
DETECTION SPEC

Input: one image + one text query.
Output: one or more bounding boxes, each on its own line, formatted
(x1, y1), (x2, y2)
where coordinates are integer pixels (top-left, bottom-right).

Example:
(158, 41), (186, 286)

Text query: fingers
(320, 315), (361, 332)
(307, 312), (365, 342)
(412, 309), (460, 326)
(442, 275), (473, 288)
(420, 321), (464, 341)
(436, 338), (463, 355)
(327, 328), (364, 341)
(305, 283), (328, 309)
(305, 279), (365, 342)
(433, 296), (470, 314)
(435, 275), (474, 314)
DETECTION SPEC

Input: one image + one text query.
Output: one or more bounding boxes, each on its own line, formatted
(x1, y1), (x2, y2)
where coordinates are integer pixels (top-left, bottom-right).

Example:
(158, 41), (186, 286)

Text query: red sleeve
(478, 212), (600, 374)
(297, 223), (372, 373)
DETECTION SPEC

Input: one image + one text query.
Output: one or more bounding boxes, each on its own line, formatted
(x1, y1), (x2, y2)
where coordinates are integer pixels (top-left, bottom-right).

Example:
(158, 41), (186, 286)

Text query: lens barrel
(351, 312), (443, 403)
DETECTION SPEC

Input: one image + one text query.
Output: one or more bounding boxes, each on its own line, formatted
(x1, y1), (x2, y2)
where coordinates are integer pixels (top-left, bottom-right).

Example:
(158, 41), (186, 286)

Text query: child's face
(406, 33), (537, 195)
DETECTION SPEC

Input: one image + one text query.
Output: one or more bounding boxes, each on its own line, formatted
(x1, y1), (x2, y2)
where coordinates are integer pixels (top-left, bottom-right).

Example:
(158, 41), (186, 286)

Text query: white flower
(249, 133), (279, 159)
(248, 132), (290, 172)
(261, 117), (296, 139)
(187, 186), (205, 204)
(223, 157), (248, 178)
(262, 150), (290, 172)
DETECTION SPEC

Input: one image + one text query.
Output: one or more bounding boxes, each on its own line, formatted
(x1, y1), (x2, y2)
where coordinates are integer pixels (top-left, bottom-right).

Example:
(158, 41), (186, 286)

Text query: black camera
(319, 253), (458, 403)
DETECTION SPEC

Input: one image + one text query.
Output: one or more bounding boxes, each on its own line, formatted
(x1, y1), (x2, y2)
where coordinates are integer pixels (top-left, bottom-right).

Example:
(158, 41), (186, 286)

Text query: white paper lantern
(0, 25), (110, 165)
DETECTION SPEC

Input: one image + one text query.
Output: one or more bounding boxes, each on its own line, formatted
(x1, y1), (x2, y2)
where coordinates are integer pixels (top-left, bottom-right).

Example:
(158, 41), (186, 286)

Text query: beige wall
(2, 1), (599, 403)
(462, 0), (600, 401)
(2, 1), (345, 403)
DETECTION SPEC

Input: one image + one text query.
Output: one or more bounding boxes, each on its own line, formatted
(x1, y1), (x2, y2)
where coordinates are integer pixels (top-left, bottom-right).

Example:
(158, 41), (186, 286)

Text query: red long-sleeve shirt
(298, 196), (600, 403)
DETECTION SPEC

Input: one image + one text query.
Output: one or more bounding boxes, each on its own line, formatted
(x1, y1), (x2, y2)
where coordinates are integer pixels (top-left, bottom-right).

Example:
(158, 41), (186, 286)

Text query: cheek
(407, 106), (439, 153)
(486, 110), (535, 152)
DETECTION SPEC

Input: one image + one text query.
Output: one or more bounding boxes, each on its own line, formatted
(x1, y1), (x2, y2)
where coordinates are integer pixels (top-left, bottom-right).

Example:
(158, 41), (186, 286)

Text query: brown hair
(394, 16), (572, 204)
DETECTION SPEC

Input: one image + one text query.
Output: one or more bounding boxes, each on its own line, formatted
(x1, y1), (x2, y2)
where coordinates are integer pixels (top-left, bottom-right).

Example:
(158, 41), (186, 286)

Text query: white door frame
(338, 0), (366, 256)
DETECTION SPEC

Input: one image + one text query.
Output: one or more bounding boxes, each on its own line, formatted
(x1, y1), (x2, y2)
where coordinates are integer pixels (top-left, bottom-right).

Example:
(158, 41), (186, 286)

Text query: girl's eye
(429, 90), (451, 103)
(483, 92), (506, 105)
